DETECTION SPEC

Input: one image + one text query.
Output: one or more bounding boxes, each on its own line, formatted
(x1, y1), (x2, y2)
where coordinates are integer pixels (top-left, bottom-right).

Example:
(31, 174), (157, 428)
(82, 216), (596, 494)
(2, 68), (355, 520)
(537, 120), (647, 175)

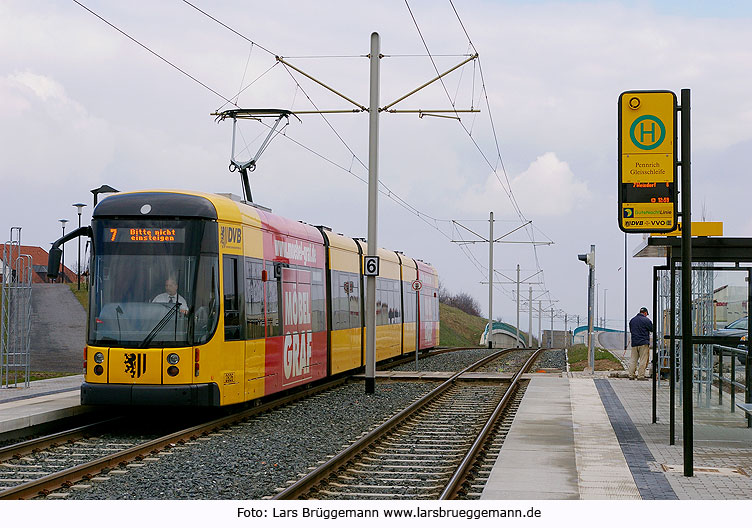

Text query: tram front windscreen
(88, 219), (219, 348)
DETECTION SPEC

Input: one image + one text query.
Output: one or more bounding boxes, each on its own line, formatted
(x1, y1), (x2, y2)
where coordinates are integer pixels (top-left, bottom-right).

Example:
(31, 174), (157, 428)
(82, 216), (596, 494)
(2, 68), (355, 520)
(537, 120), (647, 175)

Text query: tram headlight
(93, 365), (104, 375)
(166, 353), (180, 365)
(167, 366), (179, 377)
(94, 352), (104, 364)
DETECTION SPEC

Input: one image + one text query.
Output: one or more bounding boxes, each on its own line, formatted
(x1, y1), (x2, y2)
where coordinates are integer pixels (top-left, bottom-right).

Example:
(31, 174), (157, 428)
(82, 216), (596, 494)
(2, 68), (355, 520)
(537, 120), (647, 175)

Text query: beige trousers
(629, 344), (650, 378)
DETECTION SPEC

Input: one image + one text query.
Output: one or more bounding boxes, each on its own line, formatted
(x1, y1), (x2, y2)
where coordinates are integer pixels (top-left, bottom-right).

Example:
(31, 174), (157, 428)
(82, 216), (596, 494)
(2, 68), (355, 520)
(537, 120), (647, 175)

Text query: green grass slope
(439, 303), (487, 347)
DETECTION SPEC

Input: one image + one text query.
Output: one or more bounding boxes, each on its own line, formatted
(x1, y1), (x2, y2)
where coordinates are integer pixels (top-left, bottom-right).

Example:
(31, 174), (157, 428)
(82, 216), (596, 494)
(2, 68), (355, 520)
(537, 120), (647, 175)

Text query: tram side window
(192, 256), (219, 345)
(347, 273), (360, 329)
(391, 279), (401, 324)
(265, 262), (281, 337)
(332, 270), (359, 331)
(223, 256), (243, 341)
(311, 268), (326, 333)
(332, 271), (347, 331)
(244, 258), (264, 340)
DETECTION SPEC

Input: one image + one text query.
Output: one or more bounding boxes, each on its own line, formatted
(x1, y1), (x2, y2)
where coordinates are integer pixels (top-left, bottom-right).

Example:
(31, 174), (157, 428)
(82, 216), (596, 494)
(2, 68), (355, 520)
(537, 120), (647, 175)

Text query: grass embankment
(439, 303), (486, 347)
(567, 343), (623, 371)
(2, 371), (77, 383)
(68, 283), (89, 310)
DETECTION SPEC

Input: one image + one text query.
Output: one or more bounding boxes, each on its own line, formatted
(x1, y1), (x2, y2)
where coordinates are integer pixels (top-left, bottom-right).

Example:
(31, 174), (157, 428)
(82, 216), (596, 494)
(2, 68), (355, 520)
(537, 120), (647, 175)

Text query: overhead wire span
(76, 0), (534, 311)
(402, 0), (561, 311)
(72, 0), (236, 107)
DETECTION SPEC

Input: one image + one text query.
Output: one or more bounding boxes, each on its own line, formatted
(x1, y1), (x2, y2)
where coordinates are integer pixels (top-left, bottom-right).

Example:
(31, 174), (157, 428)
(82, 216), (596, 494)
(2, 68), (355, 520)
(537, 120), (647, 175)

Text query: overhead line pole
(365, 32), (380, 394)
(488, 212), (494, 348)
(528, 286), (533, 347)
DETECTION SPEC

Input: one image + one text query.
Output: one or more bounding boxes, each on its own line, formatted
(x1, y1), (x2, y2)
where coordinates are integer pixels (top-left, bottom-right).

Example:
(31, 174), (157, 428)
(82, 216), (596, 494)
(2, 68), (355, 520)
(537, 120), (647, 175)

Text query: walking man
(628, 307), (653, 380)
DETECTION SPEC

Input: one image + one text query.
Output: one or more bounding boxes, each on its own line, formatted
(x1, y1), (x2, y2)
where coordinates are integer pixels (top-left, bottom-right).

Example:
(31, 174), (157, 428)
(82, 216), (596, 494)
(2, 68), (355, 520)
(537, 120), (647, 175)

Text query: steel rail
(439, 348), (542, 500)
(272, 347), (517, 500)
(0, 377), (346, 500)
(0, 417), (121, 464)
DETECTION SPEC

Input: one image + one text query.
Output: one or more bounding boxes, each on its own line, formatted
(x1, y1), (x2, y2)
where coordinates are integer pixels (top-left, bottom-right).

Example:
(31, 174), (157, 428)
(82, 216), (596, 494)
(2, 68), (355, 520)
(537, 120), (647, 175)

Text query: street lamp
(91, 184), (119, 207)
(72, 203), (87, 290)
(578, 245), (596, 373)
(58, 219), (69, 283)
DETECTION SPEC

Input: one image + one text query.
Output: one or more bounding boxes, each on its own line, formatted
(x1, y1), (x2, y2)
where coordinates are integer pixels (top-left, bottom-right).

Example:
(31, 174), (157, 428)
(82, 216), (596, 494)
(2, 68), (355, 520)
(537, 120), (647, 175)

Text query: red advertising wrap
(282, 268), (313, 384)
(260, 212), (327, 394)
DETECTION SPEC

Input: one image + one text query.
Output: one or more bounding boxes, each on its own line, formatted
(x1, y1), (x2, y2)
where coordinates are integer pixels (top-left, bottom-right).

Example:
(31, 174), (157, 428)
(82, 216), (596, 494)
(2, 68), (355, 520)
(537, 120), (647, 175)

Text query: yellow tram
(60, 190), (438, 406)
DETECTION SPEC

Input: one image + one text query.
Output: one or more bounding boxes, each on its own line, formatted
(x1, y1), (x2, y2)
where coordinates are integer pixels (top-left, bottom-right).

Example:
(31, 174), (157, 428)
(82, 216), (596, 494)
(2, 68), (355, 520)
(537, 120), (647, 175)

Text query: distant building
(713, 284), (747, 327)
(0, 245), (77, 284)
(542, 329), (572, 348)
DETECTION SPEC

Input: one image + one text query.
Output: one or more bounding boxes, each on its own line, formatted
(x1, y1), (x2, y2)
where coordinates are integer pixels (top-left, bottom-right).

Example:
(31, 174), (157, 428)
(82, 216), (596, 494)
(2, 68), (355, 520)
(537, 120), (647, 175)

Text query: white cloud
(511, 153), (590, 216)
(457, 152), (590, 217)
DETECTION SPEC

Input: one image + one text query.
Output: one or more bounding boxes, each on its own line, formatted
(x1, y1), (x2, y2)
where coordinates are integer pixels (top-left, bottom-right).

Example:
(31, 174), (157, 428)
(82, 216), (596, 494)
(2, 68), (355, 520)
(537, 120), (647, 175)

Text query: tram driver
(152, 276), (188, 314)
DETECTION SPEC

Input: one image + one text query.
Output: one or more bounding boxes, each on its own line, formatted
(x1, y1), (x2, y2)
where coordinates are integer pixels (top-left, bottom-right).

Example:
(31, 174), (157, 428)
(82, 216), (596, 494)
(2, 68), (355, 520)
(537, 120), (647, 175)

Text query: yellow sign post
(618, 91), (677, 232)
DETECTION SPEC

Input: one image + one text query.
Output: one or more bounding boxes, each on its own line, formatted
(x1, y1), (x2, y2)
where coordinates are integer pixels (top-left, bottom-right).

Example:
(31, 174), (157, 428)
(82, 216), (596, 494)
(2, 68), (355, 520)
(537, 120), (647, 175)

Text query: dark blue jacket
(629, 313), (653, 346)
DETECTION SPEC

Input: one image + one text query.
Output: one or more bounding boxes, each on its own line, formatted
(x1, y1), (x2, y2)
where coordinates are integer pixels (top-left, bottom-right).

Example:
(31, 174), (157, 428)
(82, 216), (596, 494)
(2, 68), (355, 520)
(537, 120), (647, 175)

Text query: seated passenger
(153, 277), (188, 314)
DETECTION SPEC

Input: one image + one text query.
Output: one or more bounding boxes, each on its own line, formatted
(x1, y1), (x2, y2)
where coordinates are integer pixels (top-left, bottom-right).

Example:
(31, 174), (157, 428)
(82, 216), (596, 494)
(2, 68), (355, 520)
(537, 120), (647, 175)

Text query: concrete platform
(482, 373), (752, 500)
(0, 375), (91, 441)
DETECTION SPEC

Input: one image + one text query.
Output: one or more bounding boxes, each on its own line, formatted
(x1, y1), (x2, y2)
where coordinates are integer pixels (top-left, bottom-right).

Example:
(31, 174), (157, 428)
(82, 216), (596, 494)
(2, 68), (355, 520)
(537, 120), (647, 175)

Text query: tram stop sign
(618, 90), (677, 233)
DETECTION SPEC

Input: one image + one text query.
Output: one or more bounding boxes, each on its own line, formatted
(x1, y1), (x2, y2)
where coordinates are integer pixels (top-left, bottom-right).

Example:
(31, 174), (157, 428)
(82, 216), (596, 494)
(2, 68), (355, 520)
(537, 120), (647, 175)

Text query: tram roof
(94, 189), (324, 245)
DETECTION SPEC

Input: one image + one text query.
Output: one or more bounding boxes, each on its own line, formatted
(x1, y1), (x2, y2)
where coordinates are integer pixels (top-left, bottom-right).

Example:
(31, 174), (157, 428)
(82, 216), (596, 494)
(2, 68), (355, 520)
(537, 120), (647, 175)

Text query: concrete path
(29, 283), (86, 373)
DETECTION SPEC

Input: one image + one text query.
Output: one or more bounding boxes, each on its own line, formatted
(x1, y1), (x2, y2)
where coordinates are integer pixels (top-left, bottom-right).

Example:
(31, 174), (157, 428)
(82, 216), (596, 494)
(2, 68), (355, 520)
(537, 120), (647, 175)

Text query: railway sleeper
(337, 474), (443, 483)
(357, 455), (462, 464)
(325, 482), (444, 492)
(345, 468), (451, 477)
(369, 449), (465, 458)
(315, 490), (436, 499)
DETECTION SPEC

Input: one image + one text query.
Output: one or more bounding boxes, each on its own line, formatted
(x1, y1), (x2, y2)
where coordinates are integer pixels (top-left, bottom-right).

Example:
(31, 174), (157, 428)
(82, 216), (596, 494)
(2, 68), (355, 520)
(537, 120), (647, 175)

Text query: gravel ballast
(67, 381), (436, 500)
(62, 348), (565, 500)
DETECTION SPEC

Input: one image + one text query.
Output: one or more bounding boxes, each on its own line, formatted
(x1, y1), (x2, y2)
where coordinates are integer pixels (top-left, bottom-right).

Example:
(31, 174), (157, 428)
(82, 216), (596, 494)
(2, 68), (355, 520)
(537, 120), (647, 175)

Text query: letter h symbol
(639, 121), (656, 143)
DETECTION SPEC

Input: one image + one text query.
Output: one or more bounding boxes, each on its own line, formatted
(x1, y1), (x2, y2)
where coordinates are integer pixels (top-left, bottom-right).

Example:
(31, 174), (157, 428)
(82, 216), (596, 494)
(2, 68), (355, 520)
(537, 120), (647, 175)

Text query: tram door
(221, 255), (244, 404)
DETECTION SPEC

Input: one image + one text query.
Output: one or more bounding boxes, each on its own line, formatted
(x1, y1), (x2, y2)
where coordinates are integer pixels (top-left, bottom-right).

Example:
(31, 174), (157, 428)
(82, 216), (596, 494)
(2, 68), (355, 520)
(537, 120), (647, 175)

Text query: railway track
(0, 346), (524, 500)
(0, 378), (347, 500)
(273, 347), (541, 500)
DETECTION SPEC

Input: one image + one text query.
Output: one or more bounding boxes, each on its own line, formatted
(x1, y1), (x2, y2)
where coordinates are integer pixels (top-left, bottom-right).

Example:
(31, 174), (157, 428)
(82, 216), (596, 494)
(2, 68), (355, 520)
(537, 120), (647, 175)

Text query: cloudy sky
(2, 0), (751, 335)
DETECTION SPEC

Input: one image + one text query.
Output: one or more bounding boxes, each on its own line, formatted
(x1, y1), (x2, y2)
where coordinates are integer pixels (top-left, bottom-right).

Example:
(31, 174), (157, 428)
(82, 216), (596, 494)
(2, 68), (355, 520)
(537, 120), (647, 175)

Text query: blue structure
(480, 321), (530, 347)
(572, 325), (623, 337)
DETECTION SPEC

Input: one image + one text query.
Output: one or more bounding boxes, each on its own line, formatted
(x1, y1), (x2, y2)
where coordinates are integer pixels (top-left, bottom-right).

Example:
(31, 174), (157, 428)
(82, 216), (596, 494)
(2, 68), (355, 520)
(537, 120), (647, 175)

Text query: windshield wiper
(138, 302), (182, 349)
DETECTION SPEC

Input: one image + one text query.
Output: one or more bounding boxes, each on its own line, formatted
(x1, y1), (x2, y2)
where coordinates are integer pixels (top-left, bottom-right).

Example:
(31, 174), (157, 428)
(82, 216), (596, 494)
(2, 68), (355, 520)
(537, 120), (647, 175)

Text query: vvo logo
(220, 225), (242, 250)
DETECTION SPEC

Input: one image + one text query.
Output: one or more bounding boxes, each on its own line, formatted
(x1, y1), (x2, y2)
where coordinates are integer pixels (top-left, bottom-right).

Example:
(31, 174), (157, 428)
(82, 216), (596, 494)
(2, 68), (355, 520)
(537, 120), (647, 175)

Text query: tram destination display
(618, 90), (677, 233)
(107, 227), (186, 244)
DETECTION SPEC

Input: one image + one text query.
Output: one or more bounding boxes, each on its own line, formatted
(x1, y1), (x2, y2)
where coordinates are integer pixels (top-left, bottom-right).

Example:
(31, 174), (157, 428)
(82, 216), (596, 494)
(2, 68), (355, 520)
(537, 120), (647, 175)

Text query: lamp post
(578, 245), (596, 372)
(58, 219), (69, 283)
(72, 203), (86, 290)
(91, 184), (119, 207)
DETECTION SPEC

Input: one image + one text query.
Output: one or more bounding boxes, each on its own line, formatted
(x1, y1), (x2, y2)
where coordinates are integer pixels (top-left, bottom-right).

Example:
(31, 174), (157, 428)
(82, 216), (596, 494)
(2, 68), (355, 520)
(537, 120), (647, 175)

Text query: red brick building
(0, 245), (77, 284)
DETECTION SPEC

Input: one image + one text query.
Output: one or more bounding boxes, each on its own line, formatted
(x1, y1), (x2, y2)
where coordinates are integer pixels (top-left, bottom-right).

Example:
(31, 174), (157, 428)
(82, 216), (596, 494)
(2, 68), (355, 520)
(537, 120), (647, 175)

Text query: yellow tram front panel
(107, 348), (163, 384)
(161, 347), (193, 385)
(85, 346), (109, 383)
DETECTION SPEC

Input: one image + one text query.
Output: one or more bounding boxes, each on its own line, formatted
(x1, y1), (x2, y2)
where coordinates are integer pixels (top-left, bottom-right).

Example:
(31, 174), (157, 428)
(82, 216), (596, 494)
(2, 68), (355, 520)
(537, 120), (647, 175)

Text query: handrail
(711, 344), (751, 427)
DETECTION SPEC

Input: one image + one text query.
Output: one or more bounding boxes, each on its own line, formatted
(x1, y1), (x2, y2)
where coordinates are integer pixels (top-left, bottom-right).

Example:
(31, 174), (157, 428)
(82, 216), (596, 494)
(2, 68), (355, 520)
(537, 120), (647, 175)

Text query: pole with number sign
(412, 280), (422, 368)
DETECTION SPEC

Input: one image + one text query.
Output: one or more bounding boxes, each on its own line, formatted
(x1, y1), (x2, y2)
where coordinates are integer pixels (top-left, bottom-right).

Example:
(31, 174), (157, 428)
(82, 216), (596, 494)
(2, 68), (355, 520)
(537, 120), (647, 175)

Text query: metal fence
(1, 227), (33, 388)
(656, 265), (715, 407)
(713, 345), (752, 427)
